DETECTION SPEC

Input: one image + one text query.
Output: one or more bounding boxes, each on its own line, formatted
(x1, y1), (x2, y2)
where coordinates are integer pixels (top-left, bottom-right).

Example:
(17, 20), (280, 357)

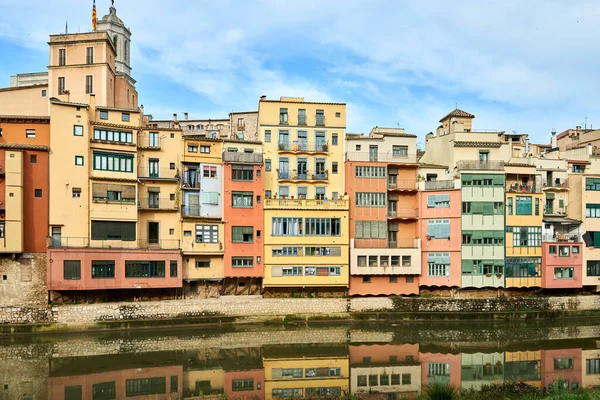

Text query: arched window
(113, 35), (118, 57)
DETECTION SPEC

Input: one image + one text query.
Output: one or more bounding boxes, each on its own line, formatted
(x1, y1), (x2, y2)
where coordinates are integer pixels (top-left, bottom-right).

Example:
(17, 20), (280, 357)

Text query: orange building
(222, 141), (264, 294)
(345, 128), (421, 296)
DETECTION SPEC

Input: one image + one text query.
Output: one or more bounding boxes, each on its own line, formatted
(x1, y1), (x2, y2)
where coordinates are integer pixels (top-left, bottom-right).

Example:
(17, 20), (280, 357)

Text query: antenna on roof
(65, 21), (68, 34)
(585, 117), (588, 129)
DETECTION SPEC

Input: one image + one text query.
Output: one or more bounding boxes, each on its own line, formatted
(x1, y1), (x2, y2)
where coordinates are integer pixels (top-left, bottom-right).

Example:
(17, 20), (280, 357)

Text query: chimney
(576, 125), (582, 132)
(173, 113), (177, 122)
(588, 143), (593, 155)
(184, 112), (188, 120)
(260, 95), (267, 100)
(551, 129), (557, 148)
(525, 138), (530, 154)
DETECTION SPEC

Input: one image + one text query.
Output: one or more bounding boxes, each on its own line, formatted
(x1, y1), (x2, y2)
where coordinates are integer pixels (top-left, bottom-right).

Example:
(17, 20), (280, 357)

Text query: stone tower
(97, 2), (134, 85)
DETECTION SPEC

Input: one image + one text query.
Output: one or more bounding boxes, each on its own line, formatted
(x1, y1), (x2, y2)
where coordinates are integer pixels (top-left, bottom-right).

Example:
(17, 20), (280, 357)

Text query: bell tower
(97, 1), (134, 85)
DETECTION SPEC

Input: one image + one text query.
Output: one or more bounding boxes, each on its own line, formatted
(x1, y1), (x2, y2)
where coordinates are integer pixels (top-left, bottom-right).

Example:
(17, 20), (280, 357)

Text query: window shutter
(370, 221), (379, 239)
(494, 231), (505, 239)
(595, 232), (600, 248)
(427, 220), (435, 237)
(427, 195), (436, 208)
(493, 175), (504, 185)
(559, 199), (564, 208)
(462, 260), (473, 273)
(473, 231), (483, 239)
(441, 221), (450, 238)
(472, 202), (483, 214)
(378, 221), (387, 239)
(355, 221), (363, 239)
(92, 183), (105, 197)
(482, 202), (494, 215)
(546, 193), (555, 199)
(271, 266), (283, 277)
(441, 253), (450, 264)
(441, 194), (450, 203)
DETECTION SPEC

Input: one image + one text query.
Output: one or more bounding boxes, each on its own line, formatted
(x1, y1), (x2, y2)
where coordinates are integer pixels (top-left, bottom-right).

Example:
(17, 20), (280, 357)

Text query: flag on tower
(92, 0), (97, 32)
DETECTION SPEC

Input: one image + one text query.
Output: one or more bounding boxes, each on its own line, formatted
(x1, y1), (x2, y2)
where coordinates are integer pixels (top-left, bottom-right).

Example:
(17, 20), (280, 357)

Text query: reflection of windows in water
(306, 387), (342, 396)
(428, 362), (450, 384)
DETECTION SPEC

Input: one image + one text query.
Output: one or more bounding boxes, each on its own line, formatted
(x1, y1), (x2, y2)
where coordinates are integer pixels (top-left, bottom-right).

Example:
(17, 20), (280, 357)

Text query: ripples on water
(2, 319), (600, 399)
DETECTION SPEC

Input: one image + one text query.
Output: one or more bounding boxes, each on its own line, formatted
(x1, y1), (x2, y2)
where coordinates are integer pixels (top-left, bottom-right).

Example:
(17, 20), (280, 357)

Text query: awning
(542, 217), (582, 224)
(148, 187), (161, 193)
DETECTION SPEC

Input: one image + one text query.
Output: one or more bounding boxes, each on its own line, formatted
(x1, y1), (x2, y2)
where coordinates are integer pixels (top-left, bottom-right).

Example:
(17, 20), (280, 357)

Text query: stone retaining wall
(1, 295), (600, 326)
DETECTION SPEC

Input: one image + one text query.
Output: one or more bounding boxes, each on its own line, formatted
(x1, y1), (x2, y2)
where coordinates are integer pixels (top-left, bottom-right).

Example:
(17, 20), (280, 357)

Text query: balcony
(222, 151), (263, 164)
(423, 180), (456, 191)
(543, 180), (569, 190)
(506, 183), (541, 193)
(48, 237), (180, 250)
(544, 206), (568, 217)
(264, 198), (348, 210)
(387, 208), (418, 219)
(137, 135), (161, 150)
(354, 238), (419, 249)
(138, 197), (178, 211)
(277, 169), (328, 182)
(345, 152), (418, 163)
(181, 205), (221, 218)
(542, 234), (581, 243)
(138, 167), (179, 181)
(388, 179), (417, 191)
(277, 141), (329, 153)
(456, 160), (504, 171)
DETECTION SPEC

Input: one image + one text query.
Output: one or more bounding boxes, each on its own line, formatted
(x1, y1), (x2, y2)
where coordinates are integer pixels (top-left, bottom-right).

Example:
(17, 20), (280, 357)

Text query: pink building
(419, 352), (462, 389)
(223, 369), (265, 399)
(541, 242), (583, 289)
(418, 180), (462, 288)
(541, 349), (582, 391)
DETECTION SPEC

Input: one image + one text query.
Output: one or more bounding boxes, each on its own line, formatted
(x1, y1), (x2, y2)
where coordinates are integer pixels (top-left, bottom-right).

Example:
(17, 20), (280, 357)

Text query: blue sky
(2, 0), (600, 145)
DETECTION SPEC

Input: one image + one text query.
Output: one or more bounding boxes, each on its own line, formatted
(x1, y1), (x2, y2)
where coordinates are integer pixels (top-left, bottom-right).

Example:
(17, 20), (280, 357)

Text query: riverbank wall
(2, 295), (600, 334)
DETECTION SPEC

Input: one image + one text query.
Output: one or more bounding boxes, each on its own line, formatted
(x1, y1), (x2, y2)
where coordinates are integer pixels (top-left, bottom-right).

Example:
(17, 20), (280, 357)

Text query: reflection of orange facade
(48, 366), (183, 400)
(541, 349), (582, 391)
(419, 352), (462, 389)
(224, 369), (265, 400)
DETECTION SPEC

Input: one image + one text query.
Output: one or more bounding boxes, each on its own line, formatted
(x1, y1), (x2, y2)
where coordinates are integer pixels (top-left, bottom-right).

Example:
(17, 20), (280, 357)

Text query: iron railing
(222, 152), (263, 163)
(424, 180), (456, 190)
(543, 179), (569, 189)
(138, 167), (179, 180)
(277, 142), (329, 152)
(137, 135), (161, 149)
(48, 237), (180, 249)
(277, 169), (328, 181)
(138, 197), (178, 210)
(264, 198), (348, 210)
(544, 206), (568, 216)
(456, 160), (504, 171)
(388, 208), (418, 218)
(388, 180), (418, 190)
(506, 183), (541, 193)
(543, 234), (581, 242)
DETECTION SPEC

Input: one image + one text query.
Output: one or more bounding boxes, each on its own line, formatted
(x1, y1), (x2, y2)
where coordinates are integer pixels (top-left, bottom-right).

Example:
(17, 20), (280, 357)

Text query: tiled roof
(0, 115), (49, 122)
(259, 99), (346, 106)
(0, 84), (47, 92)
(90, 176), (138, 183)
(96, 106), (140, 113)
(419, 163), (449, 169)
(229, 111), (258, 115)
(223, 139), (262, 144)
(453, 141), (502, 148)
(439, 108), (475, 122)
(0, 143), (49, 151)
(380, 132), (417, 138)
(183, 135), (223, 142)
(49, 98), (89, 108)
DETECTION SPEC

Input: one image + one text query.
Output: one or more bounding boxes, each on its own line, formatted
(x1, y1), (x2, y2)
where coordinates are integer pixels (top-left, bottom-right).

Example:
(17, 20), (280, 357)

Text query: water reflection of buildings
(42, 342), (600, 399)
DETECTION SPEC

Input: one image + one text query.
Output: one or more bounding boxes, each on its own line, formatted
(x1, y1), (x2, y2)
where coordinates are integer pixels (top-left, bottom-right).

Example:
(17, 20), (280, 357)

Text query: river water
(2, 318), (600, 399)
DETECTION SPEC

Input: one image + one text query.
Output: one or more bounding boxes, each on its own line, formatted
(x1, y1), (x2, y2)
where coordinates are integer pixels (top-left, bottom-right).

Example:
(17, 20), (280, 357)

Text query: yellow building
(258, 97), (349, 293)
(504, 162), (543, 288)
(180, 135), (225, 290)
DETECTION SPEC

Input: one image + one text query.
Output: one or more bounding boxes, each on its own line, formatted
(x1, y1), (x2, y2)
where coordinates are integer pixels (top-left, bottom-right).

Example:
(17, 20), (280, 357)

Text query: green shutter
(462, 260), (473, 273)
(355, 221), (363, 239)
(472, 231), (483, 239)
(472, 202), (484, 214)
(482, 202), (494, 215)
(494, 231), (505, 239)
(559, 199), (564, 208)
(594, 232), (600, 248)
(493, 175), (505, 185)
(483, 231), (494, 239)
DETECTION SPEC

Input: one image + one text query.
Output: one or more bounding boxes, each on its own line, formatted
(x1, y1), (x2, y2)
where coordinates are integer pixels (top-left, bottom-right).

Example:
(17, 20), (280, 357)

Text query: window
(572, 164), (585, 173)
(170, 261), (177, 277)
(427, 194), (450, 208)
(85, 75), (93, 94)
(297, 109), (306, 124)
(58, 48), (66, 65)
(25, 129), (35, 138)
(586, 204), (600, 218)
(200, 145), (210, 153)
(29, 154), (37, 164)
(559, 246), (571, 257)
(305, 218), (341, 236)
(279, 108), (288, 124)
(99, 110), (108, 120)
(428, 253), (450, 277)
(86, 46), (93, 64)
(265, 159), (271, 171)
(516, 196), (533, 215)
(125, 377), (166, 397)
(389, 275), (398, 283)
(93, 151), (134, 172)
(549, 245), (557, 254)
(92, 382), (116, 400)
(91, 221), (136, 240)
(355, 166), (386, 178)
(232, 226), (253, 243)
(554, 358), (574, 370)
(63, 261), (81, 280)
(232, 191), (253, 207)
(508, 197), (513, 215)
(92, 183), (135, 203)
(72, 188), (81, 198)
(122, 113), (130, 122)
(282, 266), (303, 276)
(73, 125), (84, 136)
(93, 128), (133, 143)
(462, 201), (504, 215)
(169, 163), (175, 171)
(64, 385), (82, 399)
(535, 198), (540, 216)
(510, 226), (542, 247)
(427, 219), (450, 239)
(125, 261), (165, 277)
(356, 192), (386, 207)
(362, 276), (371, 283)
(203, 165), (217, 178)
(232, 257), (254, 268)
(272, 246), (302, 256)
(232, 165), (253, 181)
(392, 145), (408, 156)
(315, 186), (326, 200)
(554, 267), (574, 280)
(356, 145), (361, 151)
(573, 245), (580, 254)
(188, 145), (198, 153)
(34, 189), (42, 198)
(265, 130), (271, 142)
(195, 260), (210, 268)
(332, 162), (338, 174)
(195, 225), (218, 243)
(91, 261), (115, 278)
(586, 178), (600, 191)
(354, 221), (387, 239)
(41, 89), (47, 97)
(402, 256), (411, 266)
(335, 112), (341, 117)
(75, 156), (84, 166)
(272, 217), (302, 236)
(316, 109), (325, 125)
(58, 76), (66, 95)
(587, 359), (600, 375)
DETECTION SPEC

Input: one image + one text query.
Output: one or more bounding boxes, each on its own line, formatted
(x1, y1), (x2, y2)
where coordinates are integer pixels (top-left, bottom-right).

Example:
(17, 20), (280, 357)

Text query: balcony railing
(138, 167), (179, 180)
(353, 238), (420, 249)
(543, 234), (581, 242)
(277, 141), (329, 152)
(222, 151), (263, 164)
(543, 180), (569, 189)
(388, 208), (418, 219)
(345, 152), (418, 163)
(388, 238), (420, 248)
(456, 160), (504, 171)
(424, 180), (456, 191)
(277, 170), (328, 181)
(138, 197), (178, 210)
(388, 180), (417, 190)
(506, 183), (541, 193)
(544, 206), (568, 216)
(264, 198), (348, 210)
(137, 135), (161, 149)
(48, 237), (180, 250)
